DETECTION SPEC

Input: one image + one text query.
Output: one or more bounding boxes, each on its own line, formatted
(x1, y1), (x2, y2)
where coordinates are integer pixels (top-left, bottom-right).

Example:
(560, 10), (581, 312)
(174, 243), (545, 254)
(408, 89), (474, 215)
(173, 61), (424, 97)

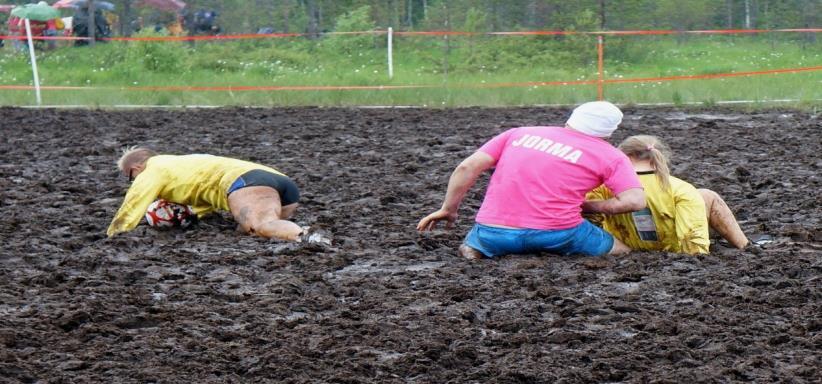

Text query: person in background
(72, 4), (110, 46)
(7, 15), (22, 50)
(44, 16), (64, 50)
(586, 135), (748, 254)
(129, 16), (144, 34)
(167, 14), (184, 36)
(108, 147), (330, 246)
(417, 101), (646, 259)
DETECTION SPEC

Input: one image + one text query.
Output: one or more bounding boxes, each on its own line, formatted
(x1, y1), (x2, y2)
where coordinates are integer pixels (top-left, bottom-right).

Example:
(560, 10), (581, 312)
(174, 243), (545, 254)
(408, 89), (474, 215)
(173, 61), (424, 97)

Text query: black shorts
(227, 169), (300, 206)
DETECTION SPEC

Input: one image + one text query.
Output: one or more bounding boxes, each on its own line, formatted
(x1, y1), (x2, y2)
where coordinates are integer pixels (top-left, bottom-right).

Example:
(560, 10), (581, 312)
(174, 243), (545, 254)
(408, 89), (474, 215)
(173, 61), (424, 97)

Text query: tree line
(2, 0), (819, 36)
(132, 0), (819, 34)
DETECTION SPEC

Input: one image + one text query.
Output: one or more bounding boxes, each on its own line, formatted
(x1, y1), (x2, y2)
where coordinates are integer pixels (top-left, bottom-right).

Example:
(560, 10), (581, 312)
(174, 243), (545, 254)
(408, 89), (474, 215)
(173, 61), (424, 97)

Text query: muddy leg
(698, 189), (748, 249)
(281, 202), (299, 220)
(459, 244), (485, 260)
(228, 186), (303, 241)
(608, 237), (631, 255)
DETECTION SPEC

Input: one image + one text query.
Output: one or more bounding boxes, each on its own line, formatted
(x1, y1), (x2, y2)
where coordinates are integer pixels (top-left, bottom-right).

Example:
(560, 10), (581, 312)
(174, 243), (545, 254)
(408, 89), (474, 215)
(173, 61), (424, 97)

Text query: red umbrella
(52, 0), (75, 8)
(136, 0), (186, 12)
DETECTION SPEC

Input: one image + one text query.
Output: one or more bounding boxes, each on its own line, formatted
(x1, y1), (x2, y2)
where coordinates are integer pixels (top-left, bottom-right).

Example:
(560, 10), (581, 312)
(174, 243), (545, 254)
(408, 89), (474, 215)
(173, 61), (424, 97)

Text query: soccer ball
(145, 199), (196, 229)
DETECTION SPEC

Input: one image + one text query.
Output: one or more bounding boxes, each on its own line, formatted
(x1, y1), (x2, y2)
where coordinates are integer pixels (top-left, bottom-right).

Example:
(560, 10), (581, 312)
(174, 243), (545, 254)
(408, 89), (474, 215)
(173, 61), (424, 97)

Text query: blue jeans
(464, 220), (614, 258)
(44, 29), (57, 49)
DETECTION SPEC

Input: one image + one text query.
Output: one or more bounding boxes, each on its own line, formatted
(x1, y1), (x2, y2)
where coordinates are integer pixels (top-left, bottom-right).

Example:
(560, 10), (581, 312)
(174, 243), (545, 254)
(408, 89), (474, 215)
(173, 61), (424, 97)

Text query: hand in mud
(171, 206), (197, 229)
(417, 209), (457, 231)
(178, 213), (198, 229)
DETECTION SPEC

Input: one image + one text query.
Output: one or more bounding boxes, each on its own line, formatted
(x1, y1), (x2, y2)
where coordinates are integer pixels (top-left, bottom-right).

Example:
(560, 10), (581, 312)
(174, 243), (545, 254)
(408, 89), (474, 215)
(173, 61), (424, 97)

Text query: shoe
(298, 226), (332, 247)
(270, 242), (302, 254)
(750, 234), (774, 246)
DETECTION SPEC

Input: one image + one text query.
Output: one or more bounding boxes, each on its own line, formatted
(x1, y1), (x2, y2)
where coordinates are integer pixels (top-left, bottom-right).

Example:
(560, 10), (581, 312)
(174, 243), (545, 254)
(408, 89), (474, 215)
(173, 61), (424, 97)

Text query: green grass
(0, 34), (819, 107)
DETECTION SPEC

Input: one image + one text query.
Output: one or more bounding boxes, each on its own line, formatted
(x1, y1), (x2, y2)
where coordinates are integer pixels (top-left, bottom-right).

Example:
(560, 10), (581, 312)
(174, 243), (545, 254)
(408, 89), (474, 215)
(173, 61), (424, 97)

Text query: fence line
(1, 27), (819, 105)
(16, 99), (822, 109)
(2, 66), (819, 93)
(1, 28), (821, 41)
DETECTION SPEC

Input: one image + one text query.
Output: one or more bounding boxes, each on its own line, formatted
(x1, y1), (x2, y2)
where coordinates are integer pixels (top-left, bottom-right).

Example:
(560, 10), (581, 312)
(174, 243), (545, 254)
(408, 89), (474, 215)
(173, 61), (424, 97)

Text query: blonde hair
(117, 146), (157, 172)
(618, 135), (672, 191)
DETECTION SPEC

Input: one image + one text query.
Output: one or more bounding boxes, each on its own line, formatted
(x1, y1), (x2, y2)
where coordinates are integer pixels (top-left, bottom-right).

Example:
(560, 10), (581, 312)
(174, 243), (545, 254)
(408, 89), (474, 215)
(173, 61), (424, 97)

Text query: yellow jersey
(107, 154), (285, 237)
(587, 172), (709, 254)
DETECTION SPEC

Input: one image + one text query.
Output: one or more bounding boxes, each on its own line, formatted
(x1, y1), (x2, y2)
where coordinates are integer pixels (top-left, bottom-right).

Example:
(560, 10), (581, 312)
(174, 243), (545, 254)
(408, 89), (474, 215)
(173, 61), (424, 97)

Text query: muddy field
(0, 106), (819, 383)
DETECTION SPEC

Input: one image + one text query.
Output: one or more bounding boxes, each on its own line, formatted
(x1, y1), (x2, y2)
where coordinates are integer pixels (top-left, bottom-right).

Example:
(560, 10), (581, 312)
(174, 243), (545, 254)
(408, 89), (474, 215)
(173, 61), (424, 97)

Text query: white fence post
(24, 19), (42, 106)
(387, 27), (394, 80)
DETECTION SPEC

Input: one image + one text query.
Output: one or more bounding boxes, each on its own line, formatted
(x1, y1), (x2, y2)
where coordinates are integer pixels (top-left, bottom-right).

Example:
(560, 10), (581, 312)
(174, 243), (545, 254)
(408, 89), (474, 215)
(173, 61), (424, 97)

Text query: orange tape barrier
(600, 66), (822, 85)
(0, 31), (370, 41)
(130, 84), (428, 91)
(0, 35), (89, 40)
(1, 66), (819, 92)
(1, 28), (820, 41)
(106, 32), (307, 41)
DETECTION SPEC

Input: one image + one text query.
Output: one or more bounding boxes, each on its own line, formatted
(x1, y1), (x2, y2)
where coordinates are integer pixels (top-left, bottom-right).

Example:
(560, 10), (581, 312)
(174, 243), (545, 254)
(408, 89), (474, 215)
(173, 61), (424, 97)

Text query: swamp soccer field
(0, 106), (819, 382)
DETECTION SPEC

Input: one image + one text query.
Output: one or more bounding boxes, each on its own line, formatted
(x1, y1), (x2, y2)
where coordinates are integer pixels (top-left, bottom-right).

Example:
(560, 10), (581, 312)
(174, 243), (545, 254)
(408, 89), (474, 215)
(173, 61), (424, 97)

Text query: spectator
(186, 9), (220, 35)
(44, 17), (64, 50)
(72, 5), (110, 46)
(7, 15), (24, 51)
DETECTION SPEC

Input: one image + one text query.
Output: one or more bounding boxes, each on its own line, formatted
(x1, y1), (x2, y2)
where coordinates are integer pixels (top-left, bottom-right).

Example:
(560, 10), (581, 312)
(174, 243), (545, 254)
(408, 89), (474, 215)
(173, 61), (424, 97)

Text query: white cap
(565, 101), (623, 138)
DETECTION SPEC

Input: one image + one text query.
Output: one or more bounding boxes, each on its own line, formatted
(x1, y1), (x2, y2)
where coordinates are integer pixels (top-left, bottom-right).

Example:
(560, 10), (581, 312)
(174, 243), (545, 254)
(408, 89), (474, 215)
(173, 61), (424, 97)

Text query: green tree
(323, 5), (376, 55)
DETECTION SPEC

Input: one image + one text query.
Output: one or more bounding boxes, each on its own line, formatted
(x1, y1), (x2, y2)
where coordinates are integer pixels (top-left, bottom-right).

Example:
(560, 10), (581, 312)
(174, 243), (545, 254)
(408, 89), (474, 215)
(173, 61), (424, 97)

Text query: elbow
(454, 162), (472, 174)
(629, 197), (647, 212)
(624, 190), (647, 212)
(454, 162), (482, 179)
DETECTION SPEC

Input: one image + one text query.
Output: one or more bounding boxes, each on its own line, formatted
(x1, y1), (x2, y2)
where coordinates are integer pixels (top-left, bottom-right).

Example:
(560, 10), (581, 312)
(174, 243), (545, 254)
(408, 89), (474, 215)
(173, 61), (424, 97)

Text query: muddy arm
(417, 151), (496, 231)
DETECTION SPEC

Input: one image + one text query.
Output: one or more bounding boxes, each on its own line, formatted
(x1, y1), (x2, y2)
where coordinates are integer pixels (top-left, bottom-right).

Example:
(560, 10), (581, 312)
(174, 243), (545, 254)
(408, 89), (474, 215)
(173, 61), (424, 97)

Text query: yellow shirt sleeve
(106, 170), (165, 237)
(672, 183), (710, 254)
(586, 185), (611, 201)
(584, 185), (612, 226)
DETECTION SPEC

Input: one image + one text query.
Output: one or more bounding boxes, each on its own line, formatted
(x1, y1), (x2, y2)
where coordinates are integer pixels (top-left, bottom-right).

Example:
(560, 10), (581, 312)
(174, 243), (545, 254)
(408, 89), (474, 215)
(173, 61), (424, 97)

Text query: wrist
(440, 205), (458, 214)
(582, 200), (602, 213)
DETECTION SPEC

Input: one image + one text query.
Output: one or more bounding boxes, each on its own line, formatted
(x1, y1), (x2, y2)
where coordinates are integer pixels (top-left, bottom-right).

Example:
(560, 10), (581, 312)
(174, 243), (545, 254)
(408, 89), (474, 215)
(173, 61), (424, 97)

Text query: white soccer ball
(145, 199), (195, 229)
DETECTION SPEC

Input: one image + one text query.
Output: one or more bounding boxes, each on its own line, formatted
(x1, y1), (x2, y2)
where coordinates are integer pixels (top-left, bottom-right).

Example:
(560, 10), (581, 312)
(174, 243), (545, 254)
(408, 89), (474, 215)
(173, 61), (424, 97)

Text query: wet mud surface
(0, 106), (819, 383)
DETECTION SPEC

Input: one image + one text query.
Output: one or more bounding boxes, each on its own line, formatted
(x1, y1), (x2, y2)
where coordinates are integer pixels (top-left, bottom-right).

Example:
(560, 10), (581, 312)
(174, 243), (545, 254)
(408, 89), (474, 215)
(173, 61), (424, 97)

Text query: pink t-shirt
(475, 126), (641, 230)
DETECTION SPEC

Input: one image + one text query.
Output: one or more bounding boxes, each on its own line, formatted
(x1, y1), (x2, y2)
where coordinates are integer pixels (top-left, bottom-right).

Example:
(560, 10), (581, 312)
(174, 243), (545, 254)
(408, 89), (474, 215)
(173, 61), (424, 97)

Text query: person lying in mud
(107, 147), (330, 245)
(417, 101), (646, 259)
(586, 135), (748, 254)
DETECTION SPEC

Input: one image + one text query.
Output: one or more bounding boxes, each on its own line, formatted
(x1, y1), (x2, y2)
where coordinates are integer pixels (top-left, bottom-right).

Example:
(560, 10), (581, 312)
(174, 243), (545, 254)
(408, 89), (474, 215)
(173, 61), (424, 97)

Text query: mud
(0, 106), (819, 383)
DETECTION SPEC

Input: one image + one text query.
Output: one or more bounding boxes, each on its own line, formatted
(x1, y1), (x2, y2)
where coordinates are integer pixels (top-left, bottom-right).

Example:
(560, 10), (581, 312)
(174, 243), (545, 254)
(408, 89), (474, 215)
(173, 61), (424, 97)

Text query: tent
(137, 0), (186, 12)
(52, 0), (116, 11)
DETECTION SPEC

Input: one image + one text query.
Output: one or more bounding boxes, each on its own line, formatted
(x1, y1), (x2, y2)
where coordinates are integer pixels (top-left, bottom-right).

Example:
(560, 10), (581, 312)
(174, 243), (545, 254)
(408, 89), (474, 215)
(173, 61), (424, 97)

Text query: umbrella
(10, 2), (60, 21)
(136, 0), (186, 12)
(11, 2), (58, 107)
(52, 0), (115, 11)
(0, 5), (15, 13)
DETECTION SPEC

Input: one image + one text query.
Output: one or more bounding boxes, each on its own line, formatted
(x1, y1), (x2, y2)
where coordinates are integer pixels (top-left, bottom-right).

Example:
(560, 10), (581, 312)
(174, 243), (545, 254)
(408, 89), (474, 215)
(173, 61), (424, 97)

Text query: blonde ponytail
(618, 135), (672, 191)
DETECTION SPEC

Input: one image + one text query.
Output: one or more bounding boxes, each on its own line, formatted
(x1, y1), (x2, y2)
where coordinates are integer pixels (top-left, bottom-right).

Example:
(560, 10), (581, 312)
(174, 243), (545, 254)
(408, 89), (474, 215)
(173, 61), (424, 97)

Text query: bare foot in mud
(458, 244), (485, 260)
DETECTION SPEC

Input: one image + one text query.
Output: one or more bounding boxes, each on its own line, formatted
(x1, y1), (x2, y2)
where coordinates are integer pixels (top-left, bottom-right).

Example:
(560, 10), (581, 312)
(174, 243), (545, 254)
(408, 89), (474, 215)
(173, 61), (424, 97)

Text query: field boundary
(1, 27), (819, 106)
(2, 27), (820, 41)
(14, 98), (822, 110)
(2, 66), (820, 93)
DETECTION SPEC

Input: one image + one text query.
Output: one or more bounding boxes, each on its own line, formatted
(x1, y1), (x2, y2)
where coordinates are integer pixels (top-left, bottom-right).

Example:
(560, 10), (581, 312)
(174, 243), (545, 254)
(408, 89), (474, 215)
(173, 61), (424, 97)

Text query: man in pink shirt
(417, 101), (646, 259)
